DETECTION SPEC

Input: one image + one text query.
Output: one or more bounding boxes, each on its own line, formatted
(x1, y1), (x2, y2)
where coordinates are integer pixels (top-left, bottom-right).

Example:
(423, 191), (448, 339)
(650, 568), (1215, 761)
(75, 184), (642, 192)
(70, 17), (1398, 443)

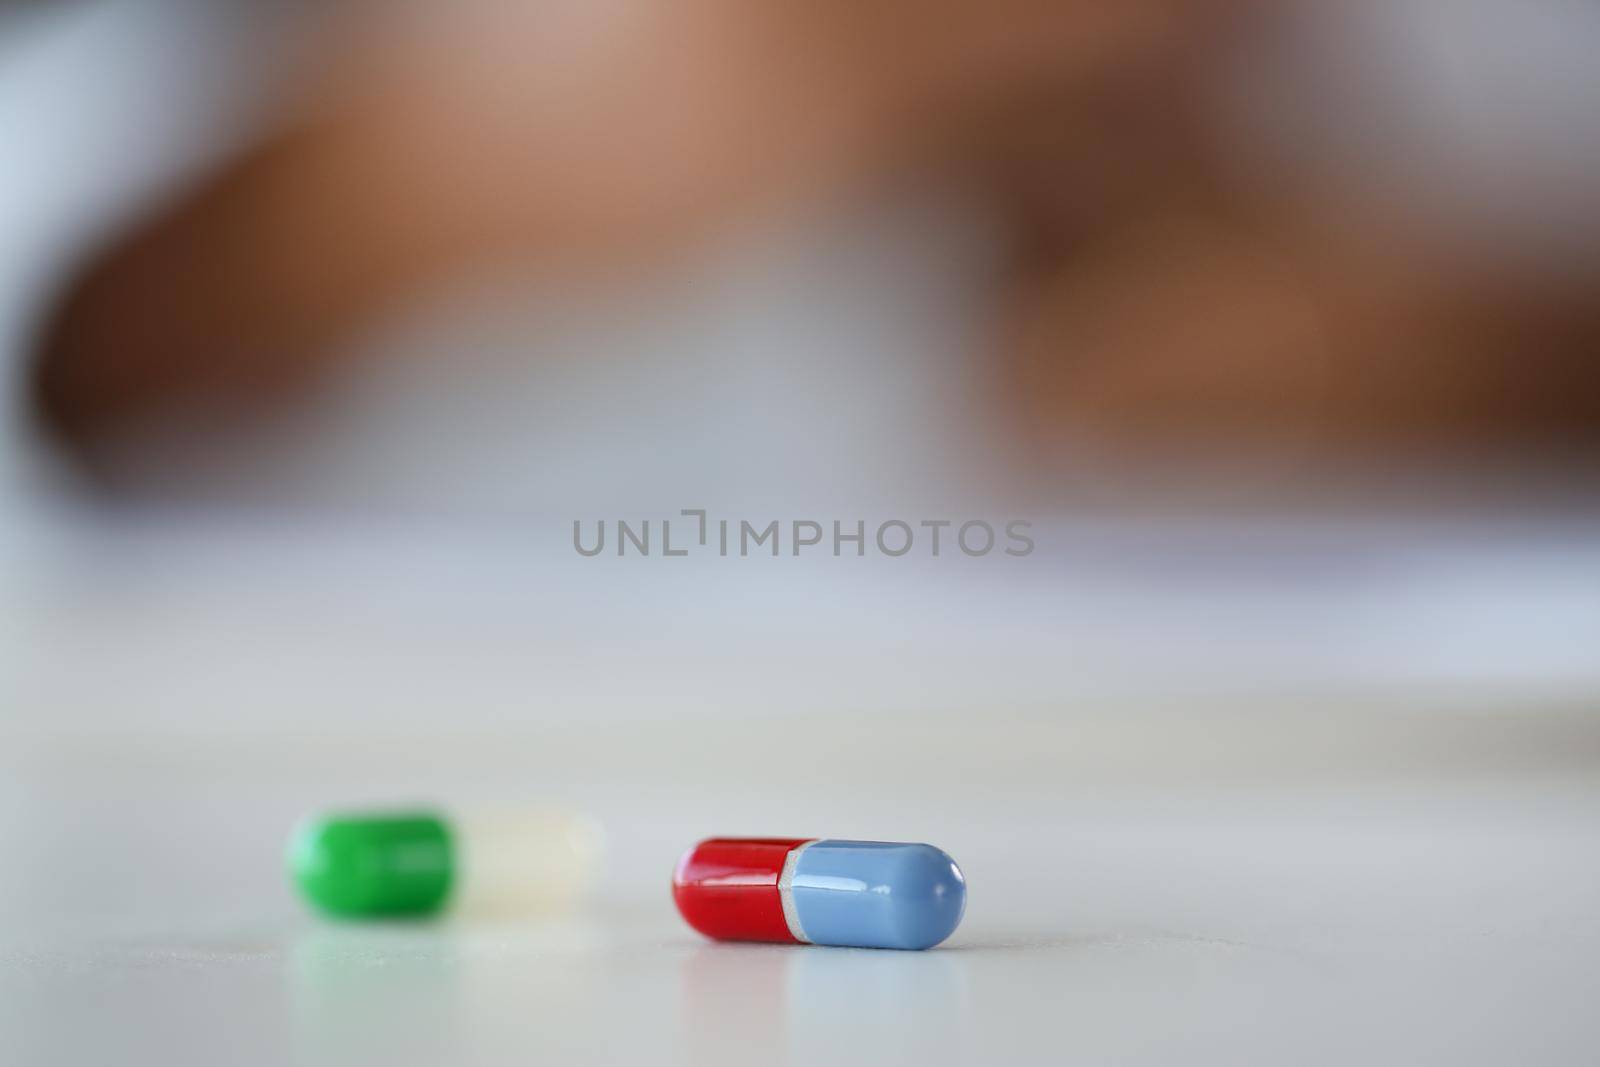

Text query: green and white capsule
(288, 809), (601, 919)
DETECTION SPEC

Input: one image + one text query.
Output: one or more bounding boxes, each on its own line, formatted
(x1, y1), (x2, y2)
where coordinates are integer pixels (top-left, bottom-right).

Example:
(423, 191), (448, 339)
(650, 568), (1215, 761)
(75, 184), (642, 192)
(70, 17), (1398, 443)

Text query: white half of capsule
(777, 839), (819, 943)
(450, 810), (604, 917)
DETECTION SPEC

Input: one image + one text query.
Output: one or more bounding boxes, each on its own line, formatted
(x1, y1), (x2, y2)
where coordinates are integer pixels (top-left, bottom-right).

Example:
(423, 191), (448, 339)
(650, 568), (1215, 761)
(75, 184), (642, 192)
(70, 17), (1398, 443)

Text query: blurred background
(2, 1), (1599, 1063)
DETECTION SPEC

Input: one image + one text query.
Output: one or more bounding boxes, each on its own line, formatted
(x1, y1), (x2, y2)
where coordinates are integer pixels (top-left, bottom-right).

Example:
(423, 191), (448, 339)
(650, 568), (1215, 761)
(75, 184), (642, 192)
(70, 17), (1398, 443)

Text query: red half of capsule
(672, 837), (809, 943)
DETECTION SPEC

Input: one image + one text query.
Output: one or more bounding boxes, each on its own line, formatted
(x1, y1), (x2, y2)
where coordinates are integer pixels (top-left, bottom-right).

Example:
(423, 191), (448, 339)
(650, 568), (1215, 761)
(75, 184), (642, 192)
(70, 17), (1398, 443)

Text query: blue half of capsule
(789, 840), (966, 950)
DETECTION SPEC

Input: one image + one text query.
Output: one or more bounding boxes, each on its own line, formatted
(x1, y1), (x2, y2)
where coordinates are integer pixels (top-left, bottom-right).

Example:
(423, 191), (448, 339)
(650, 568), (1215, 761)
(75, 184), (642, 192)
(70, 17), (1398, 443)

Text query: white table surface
(6, 702), (1599, 1067)
(5, 507), (1600, 1066)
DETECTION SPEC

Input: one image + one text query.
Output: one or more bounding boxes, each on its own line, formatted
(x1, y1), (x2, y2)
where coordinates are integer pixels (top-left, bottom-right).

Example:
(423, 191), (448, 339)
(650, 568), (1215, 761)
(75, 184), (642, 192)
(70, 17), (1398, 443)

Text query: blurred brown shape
(28, 0), (1600, 482)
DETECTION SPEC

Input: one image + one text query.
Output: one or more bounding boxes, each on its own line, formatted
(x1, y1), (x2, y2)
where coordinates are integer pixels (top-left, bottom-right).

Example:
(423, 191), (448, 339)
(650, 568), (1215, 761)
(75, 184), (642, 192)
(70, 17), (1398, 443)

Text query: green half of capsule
(289, 811), (455, 918)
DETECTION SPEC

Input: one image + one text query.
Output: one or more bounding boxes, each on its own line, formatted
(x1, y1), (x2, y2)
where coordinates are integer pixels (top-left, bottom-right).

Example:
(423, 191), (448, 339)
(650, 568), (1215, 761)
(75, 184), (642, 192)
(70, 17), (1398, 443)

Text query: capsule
(673, 838), (966, 950)
(289, 808), (601, 919)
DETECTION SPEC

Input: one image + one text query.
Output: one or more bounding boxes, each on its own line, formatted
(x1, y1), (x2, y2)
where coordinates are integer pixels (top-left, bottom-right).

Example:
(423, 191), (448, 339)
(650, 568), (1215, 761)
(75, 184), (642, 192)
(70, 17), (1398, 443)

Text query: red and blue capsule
(672, 837), (966, 950)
